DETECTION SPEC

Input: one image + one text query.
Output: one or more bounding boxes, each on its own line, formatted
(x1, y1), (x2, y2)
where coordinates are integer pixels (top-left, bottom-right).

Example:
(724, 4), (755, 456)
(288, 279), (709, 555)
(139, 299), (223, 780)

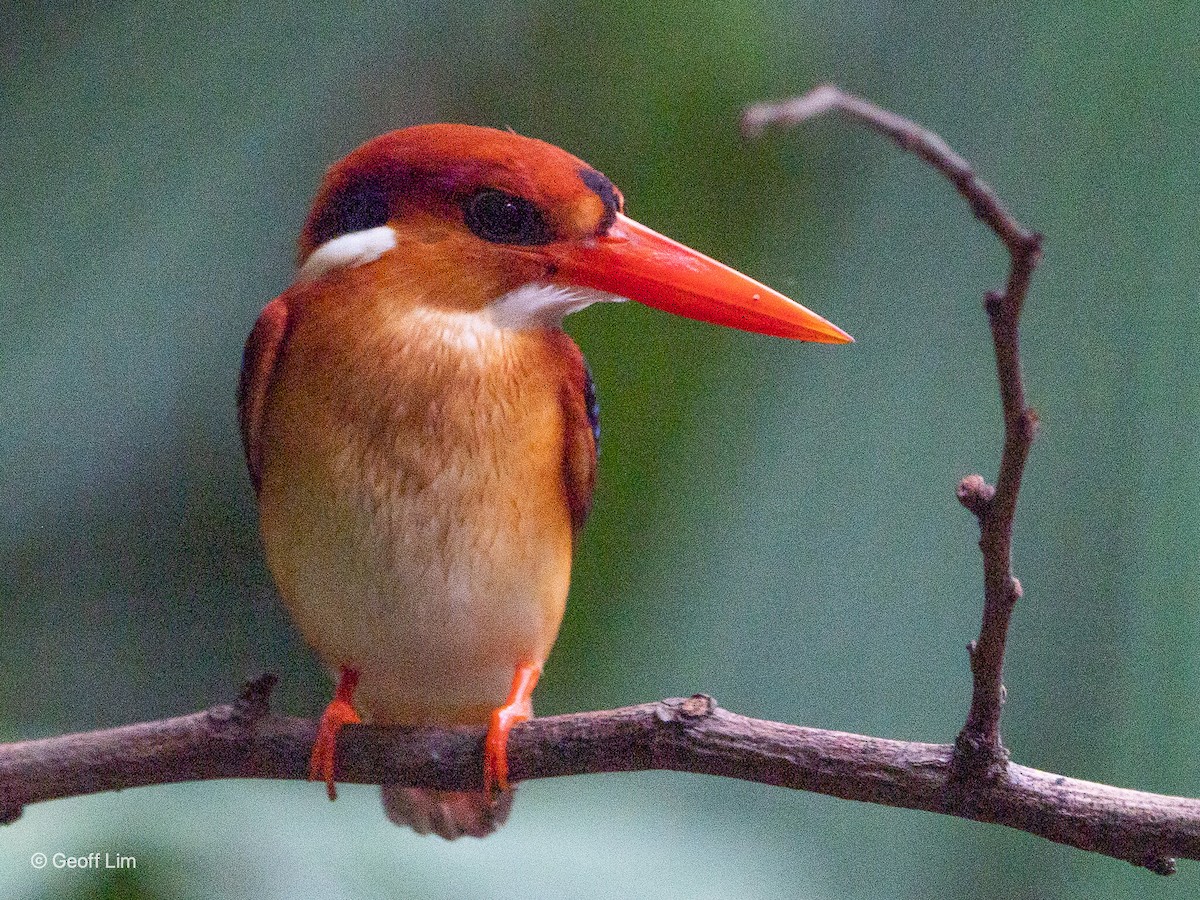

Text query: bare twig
(0, 680), (1190, 873)
(744, 84), (1044, 776)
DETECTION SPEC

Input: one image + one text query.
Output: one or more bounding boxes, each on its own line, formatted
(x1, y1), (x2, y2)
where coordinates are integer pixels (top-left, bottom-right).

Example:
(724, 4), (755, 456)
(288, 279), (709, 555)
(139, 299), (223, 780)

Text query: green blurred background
(3, 1), (1198, 897)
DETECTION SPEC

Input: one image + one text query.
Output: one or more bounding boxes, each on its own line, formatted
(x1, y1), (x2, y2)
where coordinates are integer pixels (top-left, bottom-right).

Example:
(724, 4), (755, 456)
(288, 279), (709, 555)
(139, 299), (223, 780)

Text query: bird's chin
(486, 281), (624, 330)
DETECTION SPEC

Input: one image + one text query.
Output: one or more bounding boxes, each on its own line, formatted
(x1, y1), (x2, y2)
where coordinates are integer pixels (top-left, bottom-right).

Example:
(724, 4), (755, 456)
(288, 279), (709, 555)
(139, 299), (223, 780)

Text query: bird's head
(296, 124), (851, 343)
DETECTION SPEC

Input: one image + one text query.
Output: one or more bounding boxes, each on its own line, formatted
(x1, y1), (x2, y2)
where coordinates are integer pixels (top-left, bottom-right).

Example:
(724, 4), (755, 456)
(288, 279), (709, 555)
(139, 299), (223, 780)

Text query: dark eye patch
(463, 189), (552, 245)
(308, 176), (392, 247)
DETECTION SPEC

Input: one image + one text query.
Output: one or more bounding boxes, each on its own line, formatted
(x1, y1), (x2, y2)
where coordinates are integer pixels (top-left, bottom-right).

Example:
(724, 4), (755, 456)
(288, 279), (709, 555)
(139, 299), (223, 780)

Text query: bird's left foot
(309, 666), (361, 801)
(483, 661), (542, 795)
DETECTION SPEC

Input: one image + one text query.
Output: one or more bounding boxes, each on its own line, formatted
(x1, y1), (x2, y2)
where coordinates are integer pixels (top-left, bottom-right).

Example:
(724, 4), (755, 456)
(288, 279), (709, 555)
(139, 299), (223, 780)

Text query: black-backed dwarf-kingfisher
(238, 125), (851, 839)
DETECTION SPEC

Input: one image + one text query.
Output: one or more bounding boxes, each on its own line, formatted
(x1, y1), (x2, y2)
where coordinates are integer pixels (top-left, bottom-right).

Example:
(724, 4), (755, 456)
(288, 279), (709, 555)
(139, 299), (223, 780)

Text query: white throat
(487, 282), (624, 329)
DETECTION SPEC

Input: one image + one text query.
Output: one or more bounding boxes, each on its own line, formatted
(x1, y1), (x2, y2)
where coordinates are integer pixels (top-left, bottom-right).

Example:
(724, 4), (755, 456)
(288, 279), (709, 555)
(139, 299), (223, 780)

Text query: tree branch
(0, 675), (1193, 874)
(744, 84), (1043, 775)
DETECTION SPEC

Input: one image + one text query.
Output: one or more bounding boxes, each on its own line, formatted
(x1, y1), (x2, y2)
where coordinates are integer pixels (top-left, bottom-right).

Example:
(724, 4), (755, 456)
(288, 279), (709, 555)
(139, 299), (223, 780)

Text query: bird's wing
(549, 332), (599, 537)
(237, 294), (291, 494)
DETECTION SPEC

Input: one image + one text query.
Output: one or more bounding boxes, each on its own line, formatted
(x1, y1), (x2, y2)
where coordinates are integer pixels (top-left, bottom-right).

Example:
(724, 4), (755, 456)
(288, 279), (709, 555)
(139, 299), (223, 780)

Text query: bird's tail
(381, 785), (514, 839)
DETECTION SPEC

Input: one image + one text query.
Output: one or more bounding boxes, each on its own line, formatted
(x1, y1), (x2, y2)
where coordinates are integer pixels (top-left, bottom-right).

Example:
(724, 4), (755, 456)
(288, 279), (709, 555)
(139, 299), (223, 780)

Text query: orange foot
(309, 666), (361, 801)
(483, 661), (542, 796)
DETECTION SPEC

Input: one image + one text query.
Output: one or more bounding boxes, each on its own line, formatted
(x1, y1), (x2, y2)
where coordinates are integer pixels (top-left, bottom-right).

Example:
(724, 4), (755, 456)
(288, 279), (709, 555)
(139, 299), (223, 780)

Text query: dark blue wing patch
(582, 356), (600, 453)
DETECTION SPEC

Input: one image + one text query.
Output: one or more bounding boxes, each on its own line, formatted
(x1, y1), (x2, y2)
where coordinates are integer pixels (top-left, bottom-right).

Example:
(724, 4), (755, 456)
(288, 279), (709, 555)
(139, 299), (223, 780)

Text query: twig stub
(957, 474), (996, 515)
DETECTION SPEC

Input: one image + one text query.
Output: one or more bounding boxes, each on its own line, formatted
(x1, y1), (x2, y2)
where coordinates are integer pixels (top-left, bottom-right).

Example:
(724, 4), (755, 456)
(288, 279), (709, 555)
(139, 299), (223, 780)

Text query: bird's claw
(483, 701), (530, 795)
(309, 667), (361, 801)
(483, 661), (541, 796)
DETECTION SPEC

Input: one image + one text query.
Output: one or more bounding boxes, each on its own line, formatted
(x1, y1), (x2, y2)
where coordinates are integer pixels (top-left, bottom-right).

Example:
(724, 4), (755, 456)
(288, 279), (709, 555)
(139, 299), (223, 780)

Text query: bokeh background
(3, 1), (1199, 897)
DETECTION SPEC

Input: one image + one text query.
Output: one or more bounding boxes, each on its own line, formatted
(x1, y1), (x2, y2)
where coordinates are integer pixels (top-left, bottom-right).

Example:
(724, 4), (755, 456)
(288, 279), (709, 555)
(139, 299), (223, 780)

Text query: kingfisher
(238, 124), (851, 839)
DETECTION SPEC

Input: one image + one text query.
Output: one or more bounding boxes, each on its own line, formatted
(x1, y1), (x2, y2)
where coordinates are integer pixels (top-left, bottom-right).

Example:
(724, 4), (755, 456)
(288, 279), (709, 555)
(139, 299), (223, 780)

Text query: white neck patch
(298, 226), (397, 282)
(488, 282), (624, 330)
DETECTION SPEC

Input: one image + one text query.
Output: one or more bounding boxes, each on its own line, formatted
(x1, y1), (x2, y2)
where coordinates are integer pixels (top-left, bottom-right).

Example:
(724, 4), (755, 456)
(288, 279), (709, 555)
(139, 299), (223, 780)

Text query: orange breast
(256, 265), (579, 725)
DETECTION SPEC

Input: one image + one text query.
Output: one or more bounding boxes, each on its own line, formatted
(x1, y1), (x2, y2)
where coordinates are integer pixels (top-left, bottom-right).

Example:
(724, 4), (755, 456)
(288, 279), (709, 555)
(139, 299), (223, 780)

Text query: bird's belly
(258, 362), (573, 725)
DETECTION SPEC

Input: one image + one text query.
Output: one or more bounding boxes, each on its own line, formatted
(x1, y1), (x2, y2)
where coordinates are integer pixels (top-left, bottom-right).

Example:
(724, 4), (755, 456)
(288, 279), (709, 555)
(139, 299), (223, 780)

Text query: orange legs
(310, 662), (539, 801)
(309, 665), (362, 801)
(484, 661), (542, 795)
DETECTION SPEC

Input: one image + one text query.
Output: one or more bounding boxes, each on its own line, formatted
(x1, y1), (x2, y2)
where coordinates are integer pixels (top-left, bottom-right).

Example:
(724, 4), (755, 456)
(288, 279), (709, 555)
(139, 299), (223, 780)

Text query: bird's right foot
(309, 665), (362, 801)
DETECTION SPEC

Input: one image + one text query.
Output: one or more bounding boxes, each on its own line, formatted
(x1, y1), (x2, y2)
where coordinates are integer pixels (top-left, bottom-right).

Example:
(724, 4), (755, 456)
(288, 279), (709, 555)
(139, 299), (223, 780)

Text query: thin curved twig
(744, 84), (1043, 776)
(0, 676), (1191, 873)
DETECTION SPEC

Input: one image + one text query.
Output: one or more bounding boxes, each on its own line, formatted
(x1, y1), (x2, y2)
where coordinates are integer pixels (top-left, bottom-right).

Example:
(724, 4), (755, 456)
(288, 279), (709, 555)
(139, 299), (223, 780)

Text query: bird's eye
(463, 189), (552, 245)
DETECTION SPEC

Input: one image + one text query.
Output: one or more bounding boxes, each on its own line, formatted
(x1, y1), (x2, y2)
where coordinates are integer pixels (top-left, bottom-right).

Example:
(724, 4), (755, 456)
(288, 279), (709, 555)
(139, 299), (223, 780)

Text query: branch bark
(745, 84), (1043, 775)
(0, 676), (1193, 874)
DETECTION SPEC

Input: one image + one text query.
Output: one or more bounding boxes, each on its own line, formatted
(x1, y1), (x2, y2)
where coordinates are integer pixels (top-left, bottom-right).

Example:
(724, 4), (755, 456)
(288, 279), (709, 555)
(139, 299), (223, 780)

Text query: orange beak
(546, 213), (852, 343)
